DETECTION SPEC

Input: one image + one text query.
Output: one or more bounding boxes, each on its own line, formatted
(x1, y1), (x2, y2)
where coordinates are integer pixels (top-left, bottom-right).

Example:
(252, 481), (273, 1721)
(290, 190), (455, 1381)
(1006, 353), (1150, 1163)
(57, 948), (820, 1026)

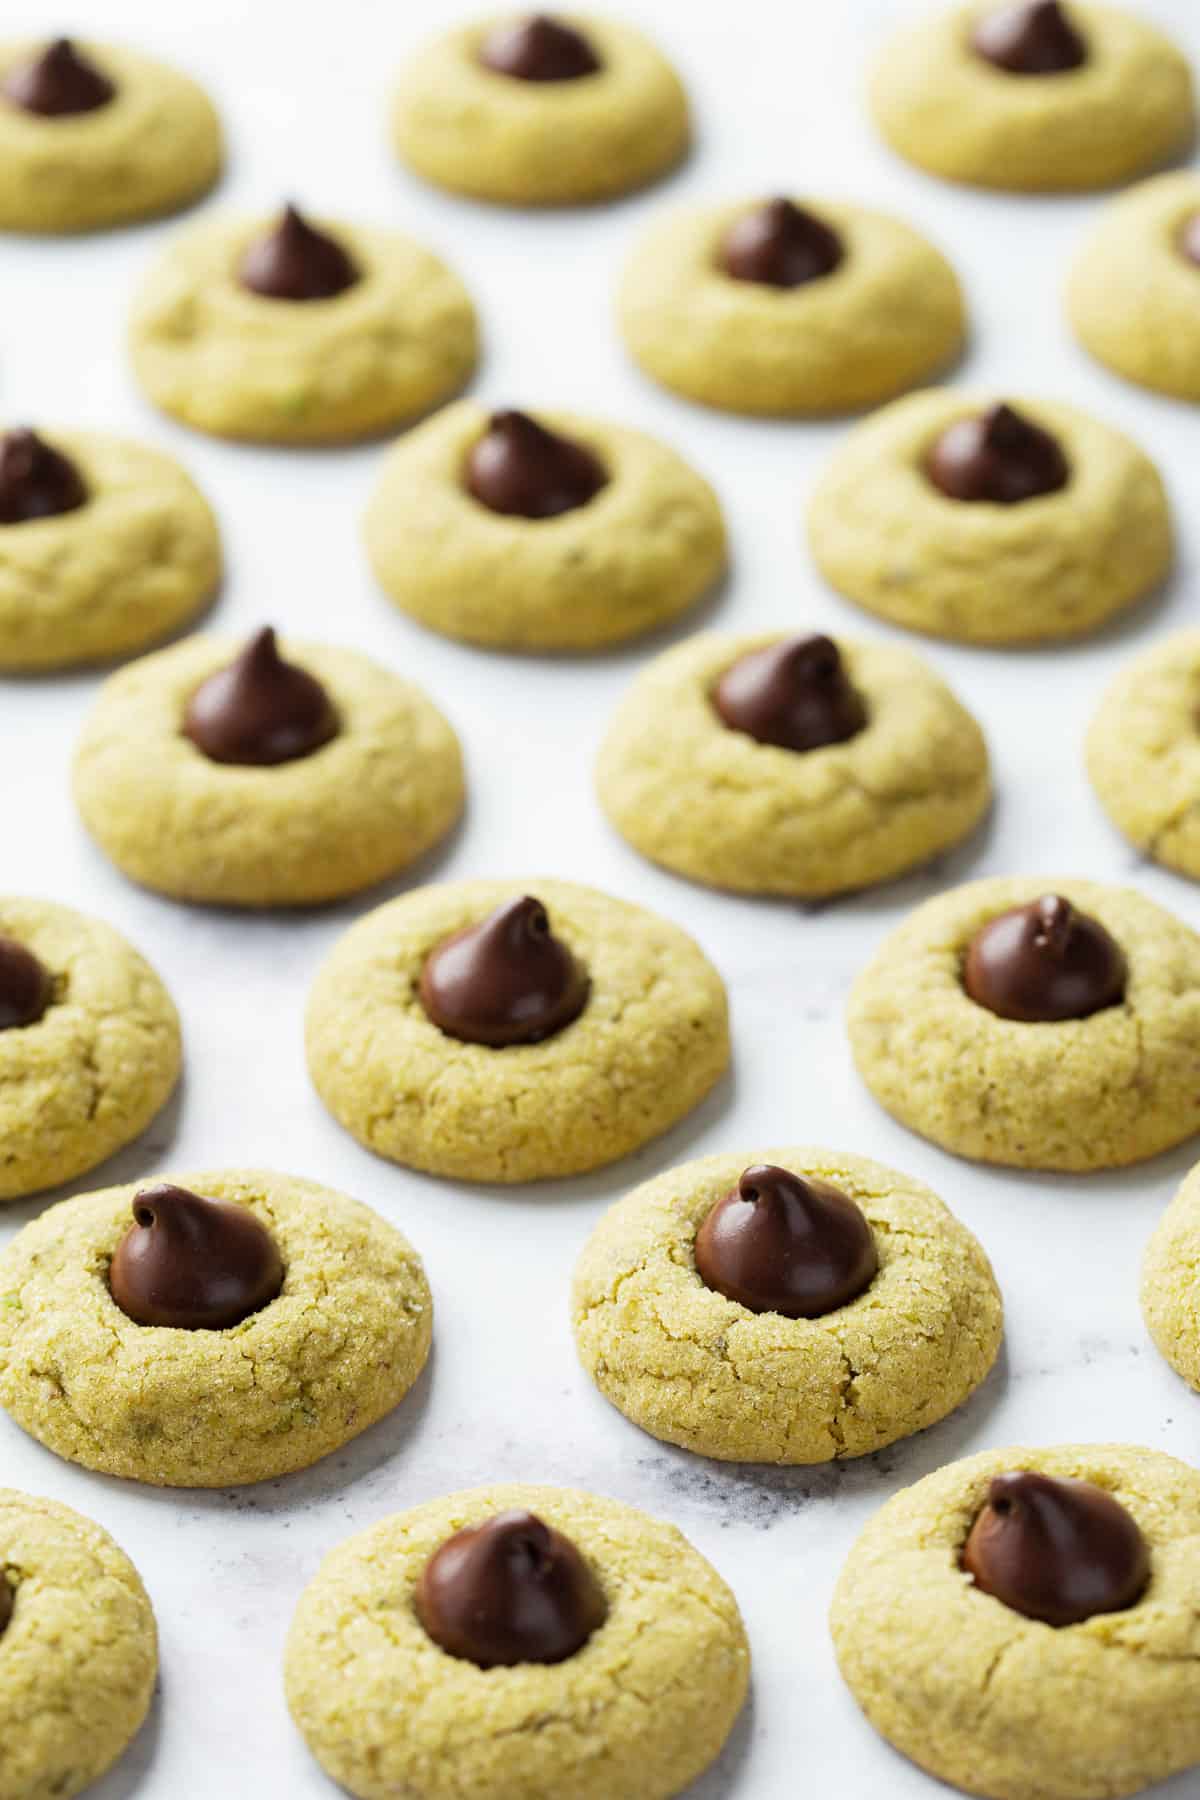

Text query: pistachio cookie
(1087, 631), (1200, 878)
(0, 898), (180, 1201)
(832, 1443), (1200, 1800)
(0, 37), (221, 232)
(597, 631), (989, 895)
(617, 195), (964, 416)
(73, 627), (464, 907)
(307, 879), (729, 1182)
(0, 1169), (432, 1487)
(849, 876), (1200, 1171)
(129, 203), (478, 444)
(869, 3), (1193, 192)
(0, 1489), (157, 1798)
(391, 14), (689, 205)
(1068, 171), (1200, 401)
(286, 1483), (749, 1800)
(573, 1148), (1001, 1464)
(807, 391), (1171, 644)
(0, 426), (220, 670)
(1142, 1159), (1200, 1394)
(364, 403), (725, 650)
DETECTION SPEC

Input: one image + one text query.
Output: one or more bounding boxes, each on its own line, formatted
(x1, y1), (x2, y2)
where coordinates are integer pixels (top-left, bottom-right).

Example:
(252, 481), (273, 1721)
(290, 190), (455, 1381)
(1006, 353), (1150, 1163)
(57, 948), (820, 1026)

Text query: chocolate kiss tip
(694, 1163), (877, 1319)
(713, 635), (865, 753)
(109, 1182), (284, 1331)
(418, 895), (588, 1047)
(963, 1470), (1149, 1627)
(3, 36), (115, 115)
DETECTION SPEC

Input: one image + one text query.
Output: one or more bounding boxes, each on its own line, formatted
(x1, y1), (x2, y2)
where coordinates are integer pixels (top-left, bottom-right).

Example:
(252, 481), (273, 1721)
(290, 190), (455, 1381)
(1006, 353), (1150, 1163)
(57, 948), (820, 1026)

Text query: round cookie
(0, 38), (221, 232)
(391, 15), (689, 205)
(1068, 171), (1200, 401)
(572, 1147), (1002, 1464)
(72, 631), (464, 907)
(832, 1443), (1200, 1800)
(848, 876), (1200, 1171)
(306, 877), (730, 1183)
(0, 898), (180, 1201)
(0, 428), (220, 671)
(1142, 1159), (1200, 1392)
(616, 196), (964, 416)
(0, 1168), (432, 1487)
(0, 1489), (156, 1797)
(869, 4), (1194, 192)
(596, 630), (990, 895)
(807, 390), (1171, 644)
(285, 1483), (749, 1800)
(128, 210), (478, 444)
(1087, 630), (1200, 879)
(364, 401), (726, 650)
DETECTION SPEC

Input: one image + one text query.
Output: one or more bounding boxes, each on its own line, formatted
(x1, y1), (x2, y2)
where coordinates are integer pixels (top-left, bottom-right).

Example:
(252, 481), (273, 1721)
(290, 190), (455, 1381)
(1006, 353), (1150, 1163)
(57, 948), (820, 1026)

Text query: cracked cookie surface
(572, 1147), (1001, 1463)
(1087, 630), (1200, 879)
(285, 1482), (749, 1800)
(129, 212), (477, 443)
(0, 1488), (157, 1800)
(0, 429), (220, 671)
(832, 1443), (1200, 1800)
(364, 400), (726, 650)
(0, 897), (180, 1200)
(848, 876), (1200, 1171)
(391, 15), (689, 205)
(807, 391), (1171, 644)
(73, 633), (464, 907)
(1142, 1158), (1200, 1393)
(306, 877), (730, 1183)
(596, 631), (990, 894)
(869, 4), (1193, 192)
(0, 39), (221, 232)
(0, 1168), (432, 1486)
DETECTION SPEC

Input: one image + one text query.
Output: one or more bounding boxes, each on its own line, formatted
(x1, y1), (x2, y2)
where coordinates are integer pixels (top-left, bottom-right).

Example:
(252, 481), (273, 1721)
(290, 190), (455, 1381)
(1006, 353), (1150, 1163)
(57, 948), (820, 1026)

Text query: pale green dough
(1087, 630), (1200, 878)
(833, 1444), (1200, 1800)
(286, 1484), (749, 1800)
(0, 38), (221, 232)
(1142, 1158), (1200, 1393)
(572, 1147), (1002, 1463)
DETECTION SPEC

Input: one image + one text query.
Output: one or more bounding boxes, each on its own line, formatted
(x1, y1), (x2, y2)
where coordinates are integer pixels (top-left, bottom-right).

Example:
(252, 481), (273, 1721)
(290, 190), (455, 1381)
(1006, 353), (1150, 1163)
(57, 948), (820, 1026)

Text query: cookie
(1142, 1158), (1200, 1393)
(128, 204), (478, 444)
(0, 897), (180, 1201)
(596, 630), (990, 895)
(1087, 630), (1200, 878)
(807, 391), (1171, 644)
(848, 876), (1200, 1171)
(306, 878), (730, 1183)
(73, 629), (464, 907)
(869, 3), (1193, 192)
(832, 1442), (1200, 1800)
(391, 14), (689, 205)
(285, 1483), (749, 1800)
(0, 37), (221, 232)
(0, 1488), (156, 1798)
(0, 426), (220, 671)
(616, 195), (964, 416)
(572, 1146), (1002, 1464)
(1068, 171), (1200, 401)
(364, 402), (726, 650)
(0, 1168), (432, 1487)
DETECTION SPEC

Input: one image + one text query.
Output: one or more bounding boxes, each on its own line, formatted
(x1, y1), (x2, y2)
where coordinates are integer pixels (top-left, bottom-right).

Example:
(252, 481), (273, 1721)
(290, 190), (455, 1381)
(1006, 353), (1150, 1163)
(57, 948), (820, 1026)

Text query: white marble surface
(3, 0), (1200, 1794)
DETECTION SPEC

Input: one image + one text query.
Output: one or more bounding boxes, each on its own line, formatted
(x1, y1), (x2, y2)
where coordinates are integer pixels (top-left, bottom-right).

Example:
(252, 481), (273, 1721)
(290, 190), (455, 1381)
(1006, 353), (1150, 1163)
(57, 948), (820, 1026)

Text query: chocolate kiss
(0, 429), (87, 524)
(694, 1164), (878, 1319)
(926, 404), (1069, 504)
(415, 1509), (607, 1667)
(1179, 212), (1200, 269)
(465, 411), (608, 520)
(714, 635), (866, 752)
(972, 1), (1087, 74)
(720, 198), (844, 289)
(3, 38), (115, 116)
(963, 1471), (1150, 1626)
(0, 934), (52, 1031)
(183, 627), (339, 767)
(0, 1579), (11, 1639)
(109, 1183), (285, 1331)
(963, 894), (1126, 1023)
(238, 205), (359, 302)
(419, 896), (589, 1048)
(479, 14), (602, 81)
